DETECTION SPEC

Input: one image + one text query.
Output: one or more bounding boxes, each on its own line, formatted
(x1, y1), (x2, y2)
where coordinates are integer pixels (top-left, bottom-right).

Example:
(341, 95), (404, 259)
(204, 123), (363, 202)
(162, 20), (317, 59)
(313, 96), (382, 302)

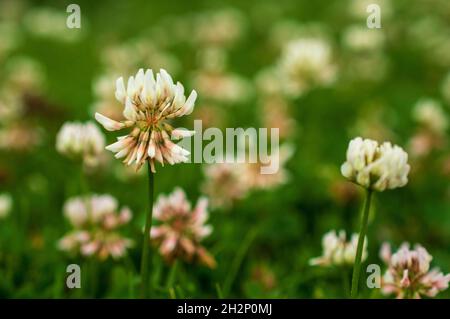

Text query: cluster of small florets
(58, 194), (133, 260)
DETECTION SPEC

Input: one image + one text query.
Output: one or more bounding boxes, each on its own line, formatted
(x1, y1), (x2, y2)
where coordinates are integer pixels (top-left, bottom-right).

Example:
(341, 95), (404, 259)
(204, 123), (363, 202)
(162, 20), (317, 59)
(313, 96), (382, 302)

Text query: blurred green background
(0, 0), (449, 298)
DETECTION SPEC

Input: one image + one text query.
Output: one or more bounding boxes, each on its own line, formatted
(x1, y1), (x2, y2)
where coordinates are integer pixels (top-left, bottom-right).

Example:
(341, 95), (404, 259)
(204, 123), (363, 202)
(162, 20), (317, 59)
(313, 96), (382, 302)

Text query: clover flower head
(310, 230), (368, 267)
(342, 25), (385, 52)
(95, 68), (196, 172)
(150, 187), (216, 268)
(202, 162), (249, 209)
(279, 37), (336, 96)
(380, 243), (450, 298)
(58, 194), (133, 260)
(341, 137), (410, 191)
(0, 193), (12, 219)
(56, 121), (105, 168)
(413, 98), (448, 135)
(240, 143), (295, 190)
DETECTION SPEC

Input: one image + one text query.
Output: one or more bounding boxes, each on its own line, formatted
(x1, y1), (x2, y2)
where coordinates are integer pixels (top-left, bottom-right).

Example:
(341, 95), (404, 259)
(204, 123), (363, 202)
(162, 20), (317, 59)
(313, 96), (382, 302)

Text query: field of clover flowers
(0, 0), (449, 299)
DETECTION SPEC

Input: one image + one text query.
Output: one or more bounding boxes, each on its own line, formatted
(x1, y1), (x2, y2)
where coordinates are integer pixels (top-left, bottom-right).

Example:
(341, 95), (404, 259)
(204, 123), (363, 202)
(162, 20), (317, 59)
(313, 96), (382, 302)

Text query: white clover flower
(0, 193), (12, 219)
(240, 143), (295, 190)
(150, 188), (216, 268)
(191, 70), (252, 104)
(342, 25), (385, 52)
(341, 137), (410, 192)
(63, 194), (120, 227)
(23, 7), (84, 43)
(95, 68), (197, 172)
(192, 9), (246, 48)
(278, 37), (337, 97)
(413, 98), (448, 134)
(202, 163), (250, 209)
(310, 230), (368, 267)
(59, 194), (132, 260)
(380, 243), (450, 298)
(56, 121), (105, 167)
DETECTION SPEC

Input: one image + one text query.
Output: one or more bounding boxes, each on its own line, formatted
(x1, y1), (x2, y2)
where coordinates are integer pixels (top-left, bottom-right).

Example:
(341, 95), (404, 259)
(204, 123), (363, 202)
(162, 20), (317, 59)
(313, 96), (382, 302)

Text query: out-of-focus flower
(191, 9), (246, 48)
(202, 163), (249, 209)
(192, 104), (227, 128)
(191, 69), (252, 105)
(310, 230), (367, 266)
(56, 121), (105, 168)
(58, 194), (133, 260)
(23, 7), (84, 42)
(409, 99), (448, 158)
(251, 263), (277, 291)
(259, 96), (296, 140)
(278, 38), (337, 97)
(91, 74), (124, 121)
(342, 25), (385, 52)
(329, 180), (360, 206)
(101, 40), (180, 76)
(240, 143), (294, 190)
(0, 123), (41, 151)
(4, 56), (45, 92)
(0, 193), (12, 219)
(95, 68), (196, 172)
(202, 144), (294, 209)
(150, 188), (216, 268)
(413, 99), (448, 135)
(196, 47), (228, 73)
(255, 67), (285, 97)
(0, 90), (22, 123)
(341, 137), (410, 192)
(380, 243), (450, 298)
(0, 22), (21, 62)
(409, 131), (446, 158)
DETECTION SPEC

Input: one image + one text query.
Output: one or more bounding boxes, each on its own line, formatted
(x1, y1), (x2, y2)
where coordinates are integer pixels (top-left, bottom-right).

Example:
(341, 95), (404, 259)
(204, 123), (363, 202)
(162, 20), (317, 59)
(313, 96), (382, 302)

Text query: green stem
(342, 267), (350, 298)
(166, 260), (179, 289)
(223, 227), (258, 297)
(89, 258), (98, 297)
(350, 188), (373, 298)
(140, 161), (155, 298)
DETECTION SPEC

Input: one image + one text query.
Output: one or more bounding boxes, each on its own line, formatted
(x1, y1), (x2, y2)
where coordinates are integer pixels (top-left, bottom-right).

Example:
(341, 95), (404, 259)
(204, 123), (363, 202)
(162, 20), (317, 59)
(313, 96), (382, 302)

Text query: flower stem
(223, 227), (258, 297)
(140, 161), (154, 298)
(166, 260), (179, 289)
(350, 188), (372, 298)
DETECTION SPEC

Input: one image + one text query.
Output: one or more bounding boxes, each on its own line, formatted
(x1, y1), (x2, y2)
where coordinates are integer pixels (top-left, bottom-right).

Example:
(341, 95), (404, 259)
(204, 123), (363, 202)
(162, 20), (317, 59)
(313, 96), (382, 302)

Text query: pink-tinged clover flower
(380, 243), (450, 298)
(150, 188), (216, 268)
(95, 68), (196, 172)
(58, 194), (133, 260)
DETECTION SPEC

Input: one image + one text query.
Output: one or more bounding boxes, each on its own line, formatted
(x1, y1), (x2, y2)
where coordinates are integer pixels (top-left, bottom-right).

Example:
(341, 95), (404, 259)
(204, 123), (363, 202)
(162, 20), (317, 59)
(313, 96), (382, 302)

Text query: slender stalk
(166, 260), (179, 289)
(350, 188), (373, 298)
(342, 267), (350, 298)
(140, 160), (155, 298)
(223, 227), (258, 296)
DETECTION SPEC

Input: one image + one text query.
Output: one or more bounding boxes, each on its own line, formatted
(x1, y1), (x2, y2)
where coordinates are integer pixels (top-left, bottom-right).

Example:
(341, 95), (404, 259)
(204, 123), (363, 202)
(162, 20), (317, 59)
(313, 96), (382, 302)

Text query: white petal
(182, 90), (197, 115)
(115, 77), (126, 103)
(123, 97), (138, 121)
(95, 113), (124, 131)
(171, 129), (195, 139)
